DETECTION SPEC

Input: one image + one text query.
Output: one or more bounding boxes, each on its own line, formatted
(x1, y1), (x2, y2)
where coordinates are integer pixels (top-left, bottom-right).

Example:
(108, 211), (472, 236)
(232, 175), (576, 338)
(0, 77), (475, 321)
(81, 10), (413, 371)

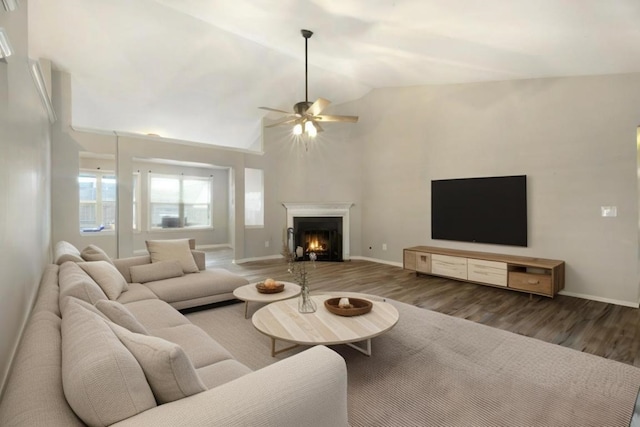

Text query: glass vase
(298, 279), (316, 313)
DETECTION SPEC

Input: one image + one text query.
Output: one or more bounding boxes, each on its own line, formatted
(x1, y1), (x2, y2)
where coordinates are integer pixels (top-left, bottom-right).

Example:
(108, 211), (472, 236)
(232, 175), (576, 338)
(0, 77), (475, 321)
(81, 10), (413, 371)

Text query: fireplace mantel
(283, 202), (353, 260)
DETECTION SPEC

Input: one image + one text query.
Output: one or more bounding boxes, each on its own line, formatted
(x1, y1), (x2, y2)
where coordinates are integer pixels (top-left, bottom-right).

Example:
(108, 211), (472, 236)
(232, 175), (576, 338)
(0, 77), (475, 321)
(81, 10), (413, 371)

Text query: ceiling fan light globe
(306, 122), (318, 137)
(293, 123), (303, 135)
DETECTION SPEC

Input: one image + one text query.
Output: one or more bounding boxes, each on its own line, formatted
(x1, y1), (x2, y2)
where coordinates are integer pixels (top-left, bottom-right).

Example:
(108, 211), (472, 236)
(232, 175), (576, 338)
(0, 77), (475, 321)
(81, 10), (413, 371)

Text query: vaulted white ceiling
(27, 0), (640, 150)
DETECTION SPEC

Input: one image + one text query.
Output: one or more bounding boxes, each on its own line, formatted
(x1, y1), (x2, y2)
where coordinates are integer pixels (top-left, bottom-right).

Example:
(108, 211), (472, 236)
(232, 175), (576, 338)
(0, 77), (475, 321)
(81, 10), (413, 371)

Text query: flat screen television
(431, 175), (527, 247)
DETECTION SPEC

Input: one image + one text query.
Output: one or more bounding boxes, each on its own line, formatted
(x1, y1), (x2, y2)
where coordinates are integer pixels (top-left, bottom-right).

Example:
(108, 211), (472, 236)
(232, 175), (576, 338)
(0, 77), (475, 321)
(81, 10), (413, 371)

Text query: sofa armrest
(191, 250), (205, 271)
(111, 345), (349, 427)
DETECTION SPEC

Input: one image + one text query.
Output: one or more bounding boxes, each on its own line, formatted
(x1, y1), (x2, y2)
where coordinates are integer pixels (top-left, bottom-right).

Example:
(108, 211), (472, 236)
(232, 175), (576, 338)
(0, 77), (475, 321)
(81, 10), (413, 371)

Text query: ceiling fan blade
(314, 114), (359, 123)
(264, 116), (298, 128)
(313, 121), (324, 133)
(306, 98), (330, 116)
(259, 106), (292, 114)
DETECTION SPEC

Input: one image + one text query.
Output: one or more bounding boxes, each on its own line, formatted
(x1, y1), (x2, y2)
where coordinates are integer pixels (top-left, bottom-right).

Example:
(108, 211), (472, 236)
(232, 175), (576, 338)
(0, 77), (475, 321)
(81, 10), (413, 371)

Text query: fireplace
(293, 217), (343, 262)
(283, 202), (353, 261)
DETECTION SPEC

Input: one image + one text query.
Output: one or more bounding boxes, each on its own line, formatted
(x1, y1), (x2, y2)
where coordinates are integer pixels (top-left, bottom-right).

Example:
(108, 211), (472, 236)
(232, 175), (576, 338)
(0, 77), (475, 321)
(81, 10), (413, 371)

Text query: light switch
(601, 206), (617, 217)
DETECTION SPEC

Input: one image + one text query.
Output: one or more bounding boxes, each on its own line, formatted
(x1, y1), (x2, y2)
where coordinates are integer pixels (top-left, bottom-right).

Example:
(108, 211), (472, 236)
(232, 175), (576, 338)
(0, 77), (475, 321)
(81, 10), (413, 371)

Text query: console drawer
(431, 254), (467, 280)
(467, 259), (507, 287)
(508, 272), (552, 294)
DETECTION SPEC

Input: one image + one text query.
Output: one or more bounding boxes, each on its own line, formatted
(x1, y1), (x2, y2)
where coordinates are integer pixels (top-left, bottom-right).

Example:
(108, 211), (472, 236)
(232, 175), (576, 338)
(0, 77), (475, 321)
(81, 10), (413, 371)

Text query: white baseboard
(349, 256), (403, 268)
(197, 244), (232, 250)
(234, 254), (284, 264)
(557, 290), (639, 308)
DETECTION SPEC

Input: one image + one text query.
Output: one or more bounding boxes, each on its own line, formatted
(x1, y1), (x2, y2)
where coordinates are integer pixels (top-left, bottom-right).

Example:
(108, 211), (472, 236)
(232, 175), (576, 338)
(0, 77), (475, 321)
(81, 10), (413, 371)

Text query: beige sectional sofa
(0, 241), (349, 426)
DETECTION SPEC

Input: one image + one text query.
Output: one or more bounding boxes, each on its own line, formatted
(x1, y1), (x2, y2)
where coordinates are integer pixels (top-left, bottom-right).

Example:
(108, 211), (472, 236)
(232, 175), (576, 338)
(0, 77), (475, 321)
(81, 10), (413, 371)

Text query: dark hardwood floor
(205, 248), (640, 368)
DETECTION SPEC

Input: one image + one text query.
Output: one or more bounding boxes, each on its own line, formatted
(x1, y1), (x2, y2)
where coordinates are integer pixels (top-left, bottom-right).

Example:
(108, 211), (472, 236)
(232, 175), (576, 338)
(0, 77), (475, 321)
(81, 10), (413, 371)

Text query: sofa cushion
(81, 244), (114, 265)
(196, 359), (253, 389)
(109, 324), (207, 404)
(116, 282), (159, 304)
(146, 239), (199, 274)
(122, 299), (191, 329)
(58, 261), (108, 308)
(151, 324), (234, 368)
(61, 299), (156, 427)
(130, 259), (184, 284)
(143, 269), (248, 305)
(95, 299), (149, 335)
(79, 261), (129, 300)
(54, 241), (84, 265)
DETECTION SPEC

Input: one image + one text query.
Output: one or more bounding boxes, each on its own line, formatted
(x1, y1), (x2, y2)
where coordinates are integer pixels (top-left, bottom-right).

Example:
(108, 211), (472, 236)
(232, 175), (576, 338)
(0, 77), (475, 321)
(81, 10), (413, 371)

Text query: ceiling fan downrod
(301, 29), (313, 105)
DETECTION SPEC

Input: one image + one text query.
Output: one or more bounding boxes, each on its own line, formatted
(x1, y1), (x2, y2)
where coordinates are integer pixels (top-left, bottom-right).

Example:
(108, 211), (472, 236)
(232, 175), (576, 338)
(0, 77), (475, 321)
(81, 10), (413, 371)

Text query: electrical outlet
(601, 206), (617, 217)
(382, 243), (387, 251)
(265, 240), (270, 248)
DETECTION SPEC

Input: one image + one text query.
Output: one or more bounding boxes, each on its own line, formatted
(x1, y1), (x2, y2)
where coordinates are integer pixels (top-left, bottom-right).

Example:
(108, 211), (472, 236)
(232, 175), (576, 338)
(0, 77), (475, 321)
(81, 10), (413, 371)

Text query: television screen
(431, 175), (527, 247)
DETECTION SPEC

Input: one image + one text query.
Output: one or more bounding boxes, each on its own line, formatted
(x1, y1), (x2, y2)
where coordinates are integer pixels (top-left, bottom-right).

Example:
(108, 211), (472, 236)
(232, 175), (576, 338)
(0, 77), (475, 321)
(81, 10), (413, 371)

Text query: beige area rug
(186, 298), (640, 427)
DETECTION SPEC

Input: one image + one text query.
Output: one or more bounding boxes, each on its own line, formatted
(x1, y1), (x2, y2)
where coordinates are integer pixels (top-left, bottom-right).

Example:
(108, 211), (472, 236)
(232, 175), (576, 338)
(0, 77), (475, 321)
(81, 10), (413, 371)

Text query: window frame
(147, 173), (214, 231)
(244, 168), (264, 228)
(78, 169), (116, 233)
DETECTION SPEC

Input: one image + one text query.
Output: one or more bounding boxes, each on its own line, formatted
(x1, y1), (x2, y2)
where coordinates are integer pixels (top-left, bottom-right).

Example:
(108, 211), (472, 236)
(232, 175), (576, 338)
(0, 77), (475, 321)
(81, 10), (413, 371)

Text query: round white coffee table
(233, 281), (301, 318)
(252, 293), (399, 357)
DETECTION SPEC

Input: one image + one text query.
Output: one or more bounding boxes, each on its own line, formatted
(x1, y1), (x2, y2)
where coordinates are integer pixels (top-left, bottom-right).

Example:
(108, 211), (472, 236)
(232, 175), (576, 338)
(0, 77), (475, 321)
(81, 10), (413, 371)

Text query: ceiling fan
(259, 29), (358, 137)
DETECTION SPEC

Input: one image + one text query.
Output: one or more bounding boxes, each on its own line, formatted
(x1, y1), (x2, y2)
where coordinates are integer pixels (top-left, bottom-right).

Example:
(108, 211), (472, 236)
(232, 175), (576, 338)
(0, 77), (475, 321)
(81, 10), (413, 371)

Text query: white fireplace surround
(283, 202), (354, 260)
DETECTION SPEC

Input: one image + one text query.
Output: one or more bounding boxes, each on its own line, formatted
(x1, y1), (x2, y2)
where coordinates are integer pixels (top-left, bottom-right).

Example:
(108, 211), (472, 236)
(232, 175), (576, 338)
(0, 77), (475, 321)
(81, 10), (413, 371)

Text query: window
(245, 168), (264, 227)
(132, 172), (141, 231)
(79, 171), (116, 231)
(79, 171), (141, 232)
(149, 174), (212, 229)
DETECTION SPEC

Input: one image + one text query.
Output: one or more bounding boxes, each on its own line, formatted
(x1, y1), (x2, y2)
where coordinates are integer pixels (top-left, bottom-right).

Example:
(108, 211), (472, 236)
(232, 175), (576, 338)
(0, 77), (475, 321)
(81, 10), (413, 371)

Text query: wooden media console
(403, 246), (564, 297)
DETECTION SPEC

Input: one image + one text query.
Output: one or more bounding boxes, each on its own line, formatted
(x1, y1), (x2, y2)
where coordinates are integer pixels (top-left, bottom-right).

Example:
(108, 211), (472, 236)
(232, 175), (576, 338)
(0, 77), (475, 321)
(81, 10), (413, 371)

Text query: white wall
(353, 74), (640, 306)
(0, 2), (52, 396)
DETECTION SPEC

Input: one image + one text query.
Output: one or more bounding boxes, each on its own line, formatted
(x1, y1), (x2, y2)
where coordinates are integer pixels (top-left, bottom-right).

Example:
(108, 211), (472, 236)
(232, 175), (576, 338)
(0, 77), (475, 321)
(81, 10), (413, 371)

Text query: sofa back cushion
(146, 239), (199, 274)
(61, 299), (156, 426)
(95, 299), (149, 335)
(109, 324), (207, 404)
(32, 264), (62, 317)
(54, 241), (84, 265)
(78, 261), (129, 300)
(0, 311), (85, 426)
(58, 261), (108, 309)
(129, 259), (184, 284)
(81, 244), (114, 265)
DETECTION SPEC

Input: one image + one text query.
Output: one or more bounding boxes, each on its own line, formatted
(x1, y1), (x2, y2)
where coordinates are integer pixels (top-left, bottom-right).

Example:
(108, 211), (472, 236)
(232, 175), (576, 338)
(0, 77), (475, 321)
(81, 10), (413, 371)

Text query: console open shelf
(403, 246), (565, 297)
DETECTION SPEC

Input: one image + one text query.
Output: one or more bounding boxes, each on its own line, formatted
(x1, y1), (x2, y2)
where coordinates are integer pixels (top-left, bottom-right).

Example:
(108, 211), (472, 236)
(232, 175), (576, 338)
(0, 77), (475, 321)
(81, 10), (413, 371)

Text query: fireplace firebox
(293, 216), (343, 262)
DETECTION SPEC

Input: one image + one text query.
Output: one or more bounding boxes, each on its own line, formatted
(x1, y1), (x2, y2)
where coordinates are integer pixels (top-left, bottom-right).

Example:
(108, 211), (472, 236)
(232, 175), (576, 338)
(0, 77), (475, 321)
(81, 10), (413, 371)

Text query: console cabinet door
(416, 253), (431, 273)
(403, 250), (417, 270)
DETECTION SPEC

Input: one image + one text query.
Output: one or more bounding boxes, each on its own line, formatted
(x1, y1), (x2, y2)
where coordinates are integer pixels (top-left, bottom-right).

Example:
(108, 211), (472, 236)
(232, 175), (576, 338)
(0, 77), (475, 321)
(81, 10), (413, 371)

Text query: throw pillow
(78, 261), (129, 300)
(129, 259), (184, 284)
(81, 244), (114, 265)
(61, 299), (156, 426)
(95, 299), (149, 335)
(109, 323), (207, 404)
(145, 239), (199, 274)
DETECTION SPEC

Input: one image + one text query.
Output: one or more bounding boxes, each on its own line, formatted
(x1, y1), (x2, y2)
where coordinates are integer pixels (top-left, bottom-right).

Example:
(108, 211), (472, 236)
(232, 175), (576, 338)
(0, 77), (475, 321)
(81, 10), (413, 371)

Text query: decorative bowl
(255, 282), (285, 294)
(324, 297), (373, 316)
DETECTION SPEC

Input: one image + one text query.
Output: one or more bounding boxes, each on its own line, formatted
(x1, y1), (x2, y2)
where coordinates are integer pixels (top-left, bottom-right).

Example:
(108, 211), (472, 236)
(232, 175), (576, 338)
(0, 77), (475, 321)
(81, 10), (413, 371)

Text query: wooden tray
(255, 282), (285, 294)
(324, 297), (373, 316)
